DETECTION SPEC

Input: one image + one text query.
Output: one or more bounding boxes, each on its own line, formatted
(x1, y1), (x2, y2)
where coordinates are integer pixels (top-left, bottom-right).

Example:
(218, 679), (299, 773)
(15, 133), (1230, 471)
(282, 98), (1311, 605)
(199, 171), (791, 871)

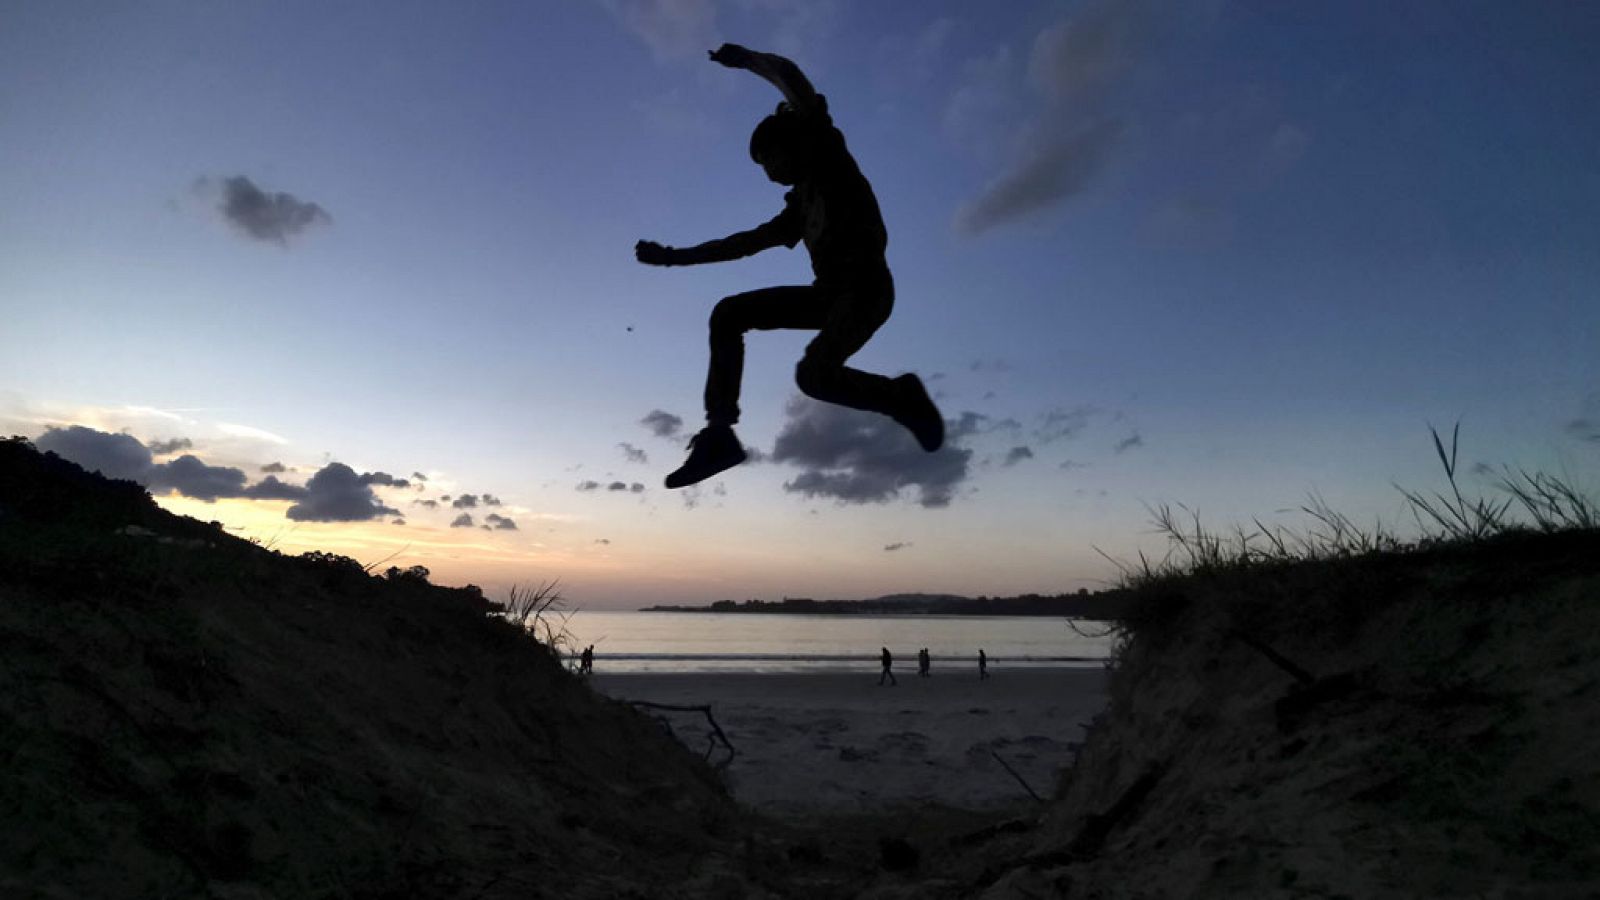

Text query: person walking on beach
(879, 646), (897, 686)
(635, 43), (946, 489)
(579, 644), (594, 675)
(918, 647), (930, 678)
(978, 648), (989, 680)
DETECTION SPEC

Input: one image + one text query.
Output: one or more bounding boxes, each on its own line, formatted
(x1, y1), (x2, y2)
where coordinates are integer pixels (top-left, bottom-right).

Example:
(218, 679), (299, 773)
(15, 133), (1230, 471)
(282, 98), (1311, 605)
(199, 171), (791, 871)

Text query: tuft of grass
(500, 581), (576, 659)
(1107, 422), (1596, 595)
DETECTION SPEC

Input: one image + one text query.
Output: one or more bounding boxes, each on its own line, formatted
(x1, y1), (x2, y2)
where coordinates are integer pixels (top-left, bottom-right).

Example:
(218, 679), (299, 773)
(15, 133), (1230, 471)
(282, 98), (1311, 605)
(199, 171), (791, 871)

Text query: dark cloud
(883, 542), (912, 552)
(412, 498), (439, 509)
(484, 513), (518, 531)
(440, 495), (452, 503)
(360, 471), (410, 488)
(245, 475), (310, 501)
(35, 426), (154, 483)
(595, 538), (612, 545)
(209, 175), (331, 244)
(768, 397), (975, 508)
(641, 409), (684, 439)
(261, 461), (287, 474)
(481, 494), (502, 506)
(451, 513), (475, 528)
(392, 518), (405, 526)
(147, 438), (193, 455)
(1059, 459), (1089, 471)
(607, 481), (629, 492)
(618, 442), (649, 464)
(1113, 432), (1144, 454)
(1003, 446), (1035, 467)
(452, 494), (479, 509)
(411, 471), (428, 482)
(286, 463), (401, 522)
(147, 454), (249, 502)
(631, 482), (645, 493)
(576, 480), (602, 492)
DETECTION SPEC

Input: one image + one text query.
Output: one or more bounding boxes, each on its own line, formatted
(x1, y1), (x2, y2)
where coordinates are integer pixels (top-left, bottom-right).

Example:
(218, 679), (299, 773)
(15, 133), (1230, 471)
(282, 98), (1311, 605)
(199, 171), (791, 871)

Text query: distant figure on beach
(635, 43), (946, 489)
(917, 647), (930, 678)
(879, 646), (897, 686)
(579, 644), (594, 675)
(978, 648), (988, 680)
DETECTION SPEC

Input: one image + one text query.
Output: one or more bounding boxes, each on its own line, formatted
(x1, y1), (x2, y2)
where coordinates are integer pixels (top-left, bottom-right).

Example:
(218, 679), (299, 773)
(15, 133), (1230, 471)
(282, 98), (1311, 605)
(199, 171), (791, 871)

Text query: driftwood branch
(989, 750), (1044, 803)
(626, 700), (737, 762)
(1227, 629), (1317, 685)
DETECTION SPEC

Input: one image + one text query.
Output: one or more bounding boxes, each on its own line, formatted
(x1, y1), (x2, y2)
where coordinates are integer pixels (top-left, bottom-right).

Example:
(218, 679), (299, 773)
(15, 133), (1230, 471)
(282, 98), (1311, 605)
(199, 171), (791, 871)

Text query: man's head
(750, 112), (809, 185)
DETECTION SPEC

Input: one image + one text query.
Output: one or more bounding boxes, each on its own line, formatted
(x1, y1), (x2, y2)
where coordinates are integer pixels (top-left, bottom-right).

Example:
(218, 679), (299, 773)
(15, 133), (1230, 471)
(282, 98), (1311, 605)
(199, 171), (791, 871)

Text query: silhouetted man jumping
(636, 43), (945, 489)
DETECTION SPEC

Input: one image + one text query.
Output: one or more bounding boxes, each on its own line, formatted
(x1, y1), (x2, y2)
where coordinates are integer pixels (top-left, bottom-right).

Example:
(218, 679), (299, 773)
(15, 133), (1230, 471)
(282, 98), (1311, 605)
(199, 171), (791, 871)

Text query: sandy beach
(591, 667), (1108, 814)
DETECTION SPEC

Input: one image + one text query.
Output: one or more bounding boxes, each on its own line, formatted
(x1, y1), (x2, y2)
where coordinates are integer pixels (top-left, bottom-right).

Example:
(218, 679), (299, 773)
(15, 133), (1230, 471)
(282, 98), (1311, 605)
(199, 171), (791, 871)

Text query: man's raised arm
(709, 43), (821, 114)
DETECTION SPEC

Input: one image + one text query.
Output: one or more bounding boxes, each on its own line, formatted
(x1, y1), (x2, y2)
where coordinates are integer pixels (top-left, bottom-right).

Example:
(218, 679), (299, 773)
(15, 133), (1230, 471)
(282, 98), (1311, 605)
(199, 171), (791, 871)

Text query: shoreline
(590, 668), (1109, 813)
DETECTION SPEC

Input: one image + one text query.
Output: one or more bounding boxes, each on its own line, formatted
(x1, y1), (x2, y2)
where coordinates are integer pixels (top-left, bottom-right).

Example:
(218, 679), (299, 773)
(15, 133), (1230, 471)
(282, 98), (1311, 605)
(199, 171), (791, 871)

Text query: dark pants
(705, 270), (897, 426)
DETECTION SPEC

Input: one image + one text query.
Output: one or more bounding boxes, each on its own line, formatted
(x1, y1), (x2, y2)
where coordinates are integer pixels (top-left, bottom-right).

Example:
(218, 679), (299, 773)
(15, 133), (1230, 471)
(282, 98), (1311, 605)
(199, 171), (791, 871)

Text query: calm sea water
(556, 611), (1116, 674)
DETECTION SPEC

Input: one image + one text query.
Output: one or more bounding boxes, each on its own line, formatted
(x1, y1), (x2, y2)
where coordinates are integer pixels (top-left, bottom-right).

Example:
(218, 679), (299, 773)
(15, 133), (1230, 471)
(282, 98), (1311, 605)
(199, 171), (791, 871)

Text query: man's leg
(793, 276), (945, 451)
(667, 286), (824, 489)
(706, 285), (823, 426)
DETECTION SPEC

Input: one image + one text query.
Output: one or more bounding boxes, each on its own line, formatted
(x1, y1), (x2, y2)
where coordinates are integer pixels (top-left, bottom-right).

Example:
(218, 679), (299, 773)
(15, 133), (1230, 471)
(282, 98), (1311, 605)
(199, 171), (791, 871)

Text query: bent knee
(794, 355), (835, 397)
(709, 296), (745, 334)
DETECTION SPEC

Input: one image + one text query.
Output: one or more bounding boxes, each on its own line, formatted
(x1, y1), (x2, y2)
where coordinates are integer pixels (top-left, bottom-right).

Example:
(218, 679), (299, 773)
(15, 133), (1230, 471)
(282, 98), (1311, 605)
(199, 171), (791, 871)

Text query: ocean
(555, 610), (1117, 674)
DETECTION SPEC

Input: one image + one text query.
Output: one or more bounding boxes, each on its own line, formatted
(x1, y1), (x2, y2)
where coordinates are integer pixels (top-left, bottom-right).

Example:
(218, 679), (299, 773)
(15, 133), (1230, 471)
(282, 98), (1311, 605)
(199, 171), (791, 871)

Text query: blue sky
(3, 1), (1597, 608)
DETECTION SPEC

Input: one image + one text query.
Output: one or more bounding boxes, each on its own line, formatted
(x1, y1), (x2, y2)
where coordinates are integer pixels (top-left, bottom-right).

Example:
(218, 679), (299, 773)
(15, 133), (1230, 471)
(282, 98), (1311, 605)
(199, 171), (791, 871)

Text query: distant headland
(640, 589), (1133, 619)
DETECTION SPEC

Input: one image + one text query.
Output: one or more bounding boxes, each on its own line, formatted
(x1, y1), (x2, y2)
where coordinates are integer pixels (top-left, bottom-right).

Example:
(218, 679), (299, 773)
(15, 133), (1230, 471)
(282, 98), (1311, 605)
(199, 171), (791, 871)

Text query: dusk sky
(4, 2), (1597, 609)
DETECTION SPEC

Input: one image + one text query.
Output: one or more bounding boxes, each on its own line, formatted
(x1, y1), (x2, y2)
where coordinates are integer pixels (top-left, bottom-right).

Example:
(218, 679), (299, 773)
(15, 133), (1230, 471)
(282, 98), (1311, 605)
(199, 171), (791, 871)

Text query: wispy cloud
(596, 0), (718, 62)
(1003, 446), (1034, 467)
(1113, 432), (1143, 454)
(951, 0), (1159, 235)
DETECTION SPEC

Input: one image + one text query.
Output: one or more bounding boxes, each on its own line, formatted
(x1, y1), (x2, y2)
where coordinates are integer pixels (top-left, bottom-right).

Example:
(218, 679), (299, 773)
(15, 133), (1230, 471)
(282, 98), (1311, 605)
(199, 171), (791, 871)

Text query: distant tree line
(641, 588), (1133, 620)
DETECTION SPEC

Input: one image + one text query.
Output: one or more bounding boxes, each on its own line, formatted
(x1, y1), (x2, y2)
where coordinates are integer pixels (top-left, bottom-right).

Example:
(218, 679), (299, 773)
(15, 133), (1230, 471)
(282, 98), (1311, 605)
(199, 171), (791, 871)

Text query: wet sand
(590, 667), (1109, 814)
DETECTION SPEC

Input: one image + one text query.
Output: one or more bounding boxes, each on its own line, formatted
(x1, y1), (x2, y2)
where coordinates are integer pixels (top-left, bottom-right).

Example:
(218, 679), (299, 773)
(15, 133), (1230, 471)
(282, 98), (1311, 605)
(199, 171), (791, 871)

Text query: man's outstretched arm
(709, 43), (821, 114)
(635, 224), (788, 267)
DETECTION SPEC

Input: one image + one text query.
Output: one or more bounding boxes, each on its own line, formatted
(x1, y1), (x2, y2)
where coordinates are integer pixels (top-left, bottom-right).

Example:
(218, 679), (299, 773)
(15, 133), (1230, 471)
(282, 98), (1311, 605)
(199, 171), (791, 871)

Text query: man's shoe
(892, 374), (944, 452)
(665, 425), (747, 489)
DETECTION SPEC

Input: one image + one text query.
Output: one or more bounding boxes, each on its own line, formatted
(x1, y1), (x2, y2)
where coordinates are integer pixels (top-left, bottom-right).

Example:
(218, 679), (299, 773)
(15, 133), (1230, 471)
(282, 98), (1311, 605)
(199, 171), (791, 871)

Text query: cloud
(768, 397), (975, 508)
(147, 437), (193, 455)
(147, 454), (249, 502)
(35, 426), (154, 483)
(595, 538), (612, 545)
(1059, 459), (1089, 471)
(883, 542), (912, 552)
(481, 493), (502, 506)
(1003, 446), (1034, 467)
(955, 120), (1121, 235)
(451, 513), (475, 528)
(452, 494), (479, 509)
(244, 475), (310, 501)
(597, 0), (718, 62)
(952, 0), (1158, 235)
(360, 471), (410, 488)
(607, 481), (631, 492)
(410, 471), (428, 482)
(261, 461), (287, 474)
(484, 513), (518, 531)
(619, 442), (649, 464)
(412, 498), (439, 509)
(1036, 405), (1101, 444)
(641, 409), (684, 439)
(286, 463), (401, 522)
(576, 480), (602, 492)
(205, 175), (331, 244)
(1113, 432), (1144, 454)
(1567, 418), (1600, 443)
